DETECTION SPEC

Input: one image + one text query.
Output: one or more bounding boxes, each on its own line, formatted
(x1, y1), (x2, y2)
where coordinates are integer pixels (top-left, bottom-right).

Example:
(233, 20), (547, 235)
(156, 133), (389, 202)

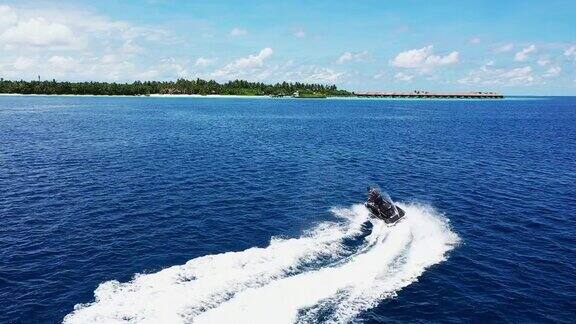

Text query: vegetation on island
(0, 78), (352, 97)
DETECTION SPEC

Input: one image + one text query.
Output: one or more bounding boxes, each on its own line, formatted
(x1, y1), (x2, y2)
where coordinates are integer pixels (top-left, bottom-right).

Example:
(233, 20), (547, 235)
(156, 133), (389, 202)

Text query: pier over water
(355, 91), (504, 99)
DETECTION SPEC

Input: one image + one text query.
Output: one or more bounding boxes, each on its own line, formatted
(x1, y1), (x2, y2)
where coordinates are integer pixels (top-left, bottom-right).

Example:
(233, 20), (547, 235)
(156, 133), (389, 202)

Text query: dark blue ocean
(1, 95), (575, 323)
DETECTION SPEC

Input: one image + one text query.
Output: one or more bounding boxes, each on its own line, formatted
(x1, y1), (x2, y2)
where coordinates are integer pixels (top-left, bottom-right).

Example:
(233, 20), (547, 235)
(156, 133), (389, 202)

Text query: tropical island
(0, 78), (352, 98)
(0, 78), (504, 99)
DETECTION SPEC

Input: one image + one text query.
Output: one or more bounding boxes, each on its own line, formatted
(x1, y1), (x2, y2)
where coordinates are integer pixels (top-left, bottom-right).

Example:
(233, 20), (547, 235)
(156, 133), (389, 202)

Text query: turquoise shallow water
(1, 96), (575, 323)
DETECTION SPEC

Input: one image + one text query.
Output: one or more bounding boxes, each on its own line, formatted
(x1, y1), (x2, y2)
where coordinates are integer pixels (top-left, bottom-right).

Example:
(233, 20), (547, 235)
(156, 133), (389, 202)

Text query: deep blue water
(1, 96), (575, 323)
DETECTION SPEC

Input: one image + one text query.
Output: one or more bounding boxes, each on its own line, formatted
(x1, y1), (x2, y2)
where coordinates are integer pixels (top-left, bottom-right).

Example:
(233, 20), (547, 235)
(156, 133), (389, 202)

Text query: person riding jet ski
(365, 187), (405, 224)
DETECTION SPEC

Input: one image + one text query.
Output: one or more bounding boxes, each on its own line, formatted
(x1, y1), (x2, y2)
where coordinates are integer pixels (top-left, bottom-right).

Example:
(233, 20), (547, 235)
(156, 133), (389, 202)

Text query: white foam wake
(64, 203), (459, 324)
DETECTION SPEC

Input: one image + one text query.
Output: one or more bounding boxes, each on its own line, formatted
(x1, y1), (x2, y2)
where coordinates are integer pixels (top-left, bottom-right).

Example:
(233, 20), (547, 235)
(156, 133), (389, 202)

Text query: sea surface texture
(1, 96), (575, 323)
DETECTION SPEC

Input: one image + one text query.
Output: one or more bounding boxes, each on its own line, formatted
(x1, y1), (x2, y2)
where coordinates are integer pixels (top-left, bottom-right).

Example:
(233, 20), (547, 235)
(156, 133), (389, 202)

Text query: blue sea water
(1, 95), (575, 323)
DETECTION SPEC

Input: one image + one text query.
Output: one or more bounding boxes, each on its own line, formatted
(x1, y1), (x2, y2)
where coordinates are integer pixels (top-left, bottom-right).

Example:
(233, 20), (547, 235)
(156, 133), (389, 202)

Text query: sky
(0, 0), (575, 95)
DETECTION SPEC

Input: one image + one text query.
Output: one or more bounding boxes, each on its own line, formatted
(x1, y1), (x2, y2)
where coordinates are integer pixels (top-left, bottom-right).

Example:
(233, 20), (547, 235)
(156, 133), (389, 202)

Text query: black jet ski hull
(365, 202), (406, 225)
(385, 206), (405, 224)
(365, 187), (406, 225)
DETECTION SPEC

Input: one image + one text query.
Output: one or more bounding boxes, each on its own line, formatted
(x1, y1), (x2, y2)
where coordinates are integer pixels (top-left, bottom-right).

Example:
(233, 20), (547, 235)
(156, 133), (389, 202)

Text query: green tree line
(0, 78), (352, 97)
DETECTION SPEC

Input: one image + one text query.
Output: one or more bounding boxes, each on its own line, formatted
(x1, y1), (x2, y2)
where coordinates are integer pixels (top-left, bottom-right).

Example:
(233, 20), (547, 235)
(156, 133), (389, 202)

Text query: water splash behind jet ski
(365, 187), (405, 225)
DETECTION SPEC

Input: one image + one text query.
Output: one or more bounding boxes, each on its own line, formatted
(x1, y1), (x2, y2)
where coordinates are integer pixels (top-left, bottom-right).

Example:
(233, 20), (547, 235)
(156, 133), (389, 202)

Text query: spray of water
(64, 203), (459, 323)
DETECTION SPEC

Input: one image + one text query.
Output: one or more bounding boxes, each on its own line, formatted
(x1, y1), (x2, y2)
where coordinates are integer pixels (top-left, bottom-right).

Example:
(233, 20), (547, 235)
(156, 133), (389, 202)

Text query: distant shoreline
(0, 78), (350, 98)
(0, 93), (269, 99)
(0, 93), (520, 100)
(0, 78), (508, 99)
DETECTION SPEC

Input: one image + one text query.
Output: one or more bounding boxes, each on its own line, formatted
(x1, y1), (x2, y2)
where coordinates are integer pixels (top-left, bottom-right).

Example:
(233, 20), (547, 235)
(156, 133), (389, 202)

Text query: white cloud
(13, 57), (36, 70)
(0, 17), (76, 47)
(506, 67), (534, 83)
(565, 45), (576, 59)
(231, 47), (273, 69)
(390, 45), (459, 70)
(48, 56), (79, 72)
(490, 66), (534, 84)
(391, 46), (432, 68)
(459, 65), (536, 86)
(0, 5), (170, 52)
(0, 4), (175, 51)
(61, 11), (169, 43)
(294, 29), (306, 38)
(543, 66), (561, 78)
(139, 58), (188, 79)
(230, 28), (247, 36)
(469, 37), (481, 44)
(284, 66), (343, 83)
(337, 51), (369, 64)
(213, 59), (346, 84)
(394, 72), (414, 82)
(514, 44), (536, 62)
(101, 54), (120, 64)
(120, 40), (144, 54)
(0, 5), (177, 81)
(373, 71), (386, 79)
(197, 54), (346, 84)
(305, 67), (342, 82)
(494, 43), (514, 53)
(0, 5), (18, 32)
(195, 57), (216, 67)
(48, 55), (75, 66)
(425, 51), (459, 66)
(537, 58), (550, 66)
(211, 48), (274, 79)
(337, 52), (353, 64)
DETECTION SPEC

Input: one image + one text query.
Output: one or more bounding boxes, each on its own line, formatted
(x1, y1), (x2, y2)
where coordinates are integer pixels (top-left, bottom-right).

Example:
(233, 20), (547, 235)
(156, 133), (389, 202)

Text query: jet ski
(365, 187), (405, 225)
